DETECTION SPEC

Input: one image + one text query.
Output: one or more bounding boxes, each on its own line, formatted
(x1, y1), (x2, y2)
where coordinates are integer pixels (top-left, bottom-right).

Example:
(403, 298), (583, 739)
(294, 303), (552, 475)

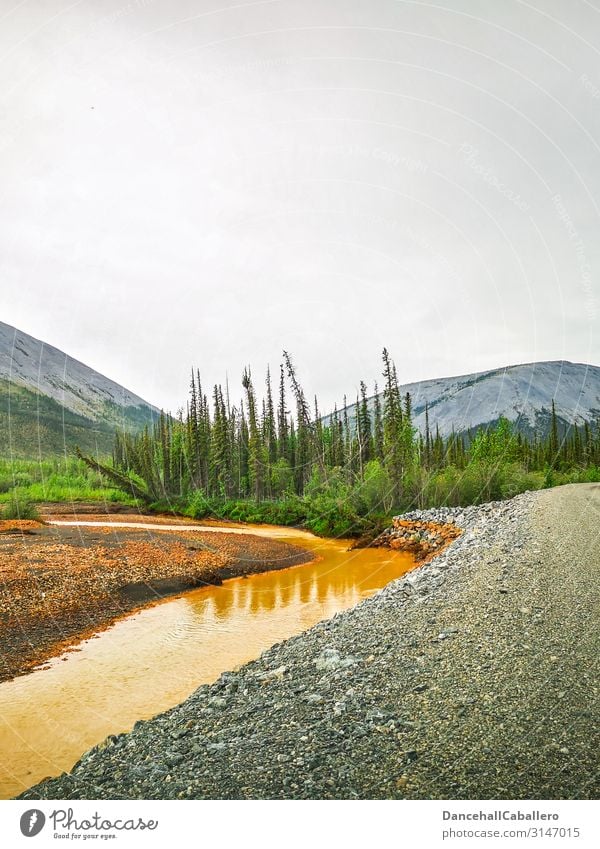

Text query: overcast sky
(1, 0), (599, 411)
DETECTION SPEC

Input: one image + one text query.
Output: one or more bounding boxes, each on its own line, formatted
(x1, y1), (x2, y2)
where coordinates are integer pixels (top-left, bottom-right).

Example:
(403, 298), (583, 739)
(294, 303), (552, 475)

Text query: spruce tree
(242, 368), (265, 501)
(373, 382), (384, 461)
(357, 380), (373, 472)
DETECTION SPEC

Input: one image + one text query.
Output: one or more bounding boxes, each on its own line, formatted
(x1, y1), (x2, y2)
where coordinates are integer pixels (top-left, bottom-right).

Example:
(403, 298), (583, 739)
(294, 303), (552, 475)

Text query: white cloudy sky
(1, 0), (599, 411)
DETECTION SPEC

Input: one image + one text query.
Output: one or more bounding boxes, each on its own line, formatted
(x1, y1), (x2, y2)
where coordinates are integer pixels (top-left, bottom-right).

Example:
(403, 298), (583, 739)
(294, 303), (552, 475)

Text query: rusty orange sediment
(372, 518), (463, 563)
(0, 516), (313, 683)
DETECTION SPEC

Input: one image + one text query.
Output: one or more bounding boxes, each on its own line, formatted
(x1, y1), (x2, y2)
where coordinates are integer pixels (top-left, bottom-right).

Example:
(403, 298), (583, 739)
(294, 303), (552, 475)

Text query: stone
(315, 647), (356, 671)
(305, 693), (323, 704)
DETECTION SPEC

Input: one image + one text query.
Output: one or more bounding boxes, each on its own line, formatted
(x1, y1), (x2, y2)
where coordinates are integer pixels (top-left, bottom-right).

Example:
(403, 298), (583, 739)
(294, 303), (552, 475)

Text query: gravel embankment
(21, 484), (600, 800)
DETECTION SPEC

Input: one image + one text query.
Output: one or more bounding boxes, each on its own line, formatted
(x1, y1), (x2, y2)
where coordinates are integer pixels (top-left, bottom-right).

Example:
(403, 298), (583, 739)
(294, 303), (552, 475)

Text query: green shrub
(0, 478), (13, 494)
(499, 466), (545, 498)
(356, 460), (394, 514)
(1, 498), (41, 521)
(185, 490), (213, 519)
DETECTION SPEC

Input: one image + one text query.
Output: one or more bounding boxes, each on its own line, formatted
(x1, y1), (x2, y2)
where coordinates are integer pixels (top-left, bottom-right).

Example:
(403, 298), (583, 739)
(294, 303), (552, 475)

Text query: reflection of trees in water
(189, 549), (413, 623)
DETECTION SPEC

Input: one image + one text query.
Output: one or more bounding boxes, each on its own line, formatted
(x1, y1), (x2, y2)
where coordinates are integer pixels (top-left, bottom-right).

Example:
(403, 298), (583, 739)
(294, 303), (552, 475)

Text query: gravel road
(20, 483), (600, 800)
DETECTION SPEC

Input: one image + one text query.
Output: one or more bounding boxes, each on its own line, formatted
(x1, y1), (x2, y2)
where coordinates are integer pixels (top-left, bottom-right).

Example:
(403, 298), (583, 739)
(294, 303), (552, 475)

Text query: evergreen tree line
(99, 350), (600, 533)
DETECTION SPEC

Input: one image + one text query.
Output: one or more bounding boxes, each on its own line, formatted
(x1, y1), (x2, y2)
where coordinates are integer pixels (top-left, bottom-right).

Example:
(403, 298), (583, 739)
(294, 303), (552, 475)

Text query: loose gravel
(20, 484), (600, 800)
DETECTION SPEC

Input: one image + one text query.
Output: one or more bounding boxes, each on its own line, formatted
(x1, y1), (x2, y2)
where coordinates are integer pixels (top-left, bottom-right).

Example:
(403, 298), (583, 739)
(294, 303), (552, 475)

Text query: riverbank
(0, 511), (313, 683)
(20, 483), (600, 800)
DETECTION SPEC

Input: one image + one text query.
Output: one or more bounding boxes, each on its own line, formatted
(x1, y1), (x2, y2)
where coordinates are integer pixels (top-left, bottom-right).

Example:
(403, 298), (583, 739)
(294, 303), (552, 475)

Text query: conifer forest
(81, 350), (600, 536)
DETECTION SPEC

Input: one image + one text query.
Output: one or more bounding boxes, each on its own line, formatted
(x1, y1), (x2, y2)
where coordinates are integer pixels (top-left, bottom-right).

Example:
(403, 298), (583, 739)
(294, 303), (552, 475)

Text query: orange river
(0, 520), (416, 798)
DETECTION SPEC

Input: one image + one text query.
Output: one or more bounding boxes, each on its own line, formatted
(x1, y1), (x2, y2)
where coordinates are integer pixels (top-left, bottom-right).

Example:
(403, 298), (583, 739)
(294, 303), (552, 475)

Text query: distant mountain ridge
(0, 321), (158, 457)
(336, 360), (600, 439)
(2, 320), (598, 457)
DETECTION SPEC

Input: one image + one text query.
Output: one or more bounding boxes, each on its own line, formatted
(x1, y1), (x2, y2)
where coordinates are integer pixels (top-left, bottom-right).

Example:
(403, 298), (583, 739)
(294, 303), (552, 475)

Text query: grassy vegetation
(158, 460), (600, 538)
(1, 453), (597, 537)
(0, 458), (137, 506)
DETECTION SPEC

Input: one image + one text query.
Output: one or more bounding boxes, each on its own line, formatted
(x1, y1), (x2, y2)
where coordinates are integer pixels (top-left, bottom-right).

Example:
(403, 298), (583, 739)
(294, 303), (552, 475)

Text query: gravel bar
(20, 483), (600, 800)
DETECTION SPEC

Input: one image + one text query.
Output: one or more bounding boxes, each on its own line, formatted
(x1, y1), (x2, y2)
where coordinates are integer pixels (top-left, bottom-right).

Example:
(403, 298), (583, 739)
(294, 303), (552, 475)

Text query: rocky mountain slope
(340, 360), (600, 438)
(0, 321), (158, 456)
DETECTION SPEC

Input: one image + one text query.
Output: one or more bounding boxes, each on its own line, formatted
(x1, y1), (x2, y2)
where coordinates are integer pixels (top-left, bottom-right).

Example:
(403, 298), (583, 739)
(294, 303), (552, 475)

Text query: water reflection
(0, 525), (415, 798)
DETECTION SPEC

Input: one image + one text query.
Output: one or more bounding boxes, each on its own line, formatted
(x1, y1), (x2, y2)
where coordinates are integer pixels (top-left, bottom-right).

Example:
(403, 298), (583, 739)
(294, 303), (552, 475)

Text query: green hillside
(0, 379), (136, 458)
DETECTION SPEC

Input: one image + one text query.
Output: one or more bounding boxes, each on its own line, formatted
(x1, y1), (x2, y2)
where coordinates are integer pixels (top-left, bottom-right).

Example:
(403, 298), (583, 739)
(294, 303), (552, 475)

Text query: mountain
(0, 321), (158, 457)
(337, 360), (600, 439)
(3, 321), (599, 458)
